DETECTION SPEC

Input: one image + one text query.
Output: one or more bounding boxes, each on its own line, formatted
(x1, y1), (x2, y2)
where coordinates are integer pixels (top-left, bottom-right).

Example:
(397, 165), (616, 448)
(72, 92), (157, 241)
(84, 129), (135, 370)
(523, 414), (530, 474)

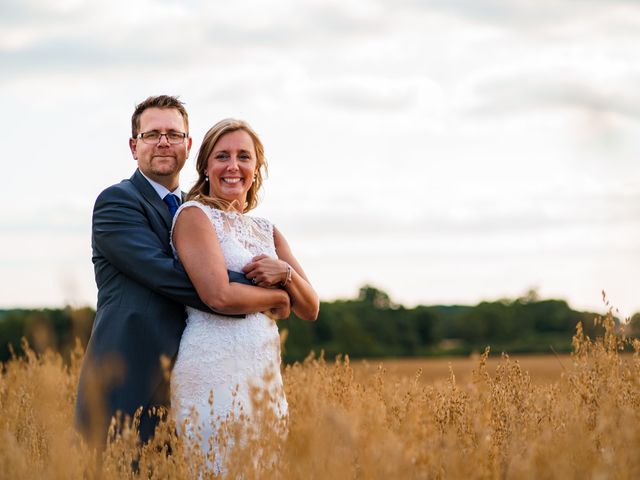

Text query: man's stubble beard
(150, 156), (183, 177)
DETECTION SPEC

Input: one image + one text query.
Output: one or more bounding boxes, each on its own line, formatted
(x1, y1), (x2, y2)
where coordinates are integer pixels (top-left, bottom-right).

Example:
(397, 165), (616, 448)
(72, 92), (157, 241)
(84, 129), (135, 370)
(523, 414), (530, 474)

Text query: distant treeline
(1, 286), (638, 364)
(0, 307), (95, 363)
(281, 286), (640, 362)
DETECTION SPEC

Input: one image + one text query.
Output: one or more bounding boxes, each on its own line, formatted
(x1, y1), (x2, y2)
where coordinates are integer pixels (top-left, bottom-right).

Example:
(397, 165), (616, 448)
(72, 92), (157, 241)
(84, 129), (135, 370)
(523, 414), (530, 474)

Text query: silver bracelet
(280, 263), (292, 287)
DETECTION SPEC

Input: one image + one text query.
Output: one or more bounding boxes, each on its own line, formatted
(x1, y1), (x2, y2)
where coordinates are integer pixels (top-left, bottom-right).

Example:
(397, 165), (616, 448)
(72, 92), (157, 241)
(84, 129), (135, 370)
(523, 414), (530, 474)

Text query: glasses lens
(141, 132), (160, 144)
(167, 132), (186, 144)
(139, 131), (185, 144)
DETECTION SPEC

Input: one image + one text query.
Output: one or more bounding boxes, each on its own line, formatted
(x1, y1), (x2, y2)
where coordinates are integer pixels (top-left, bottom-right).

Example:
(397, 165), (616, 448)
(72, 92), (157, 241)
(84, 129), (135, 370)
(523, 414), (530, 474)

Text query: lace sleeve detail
(207, 208), (225, 238)
(252, 216), (274, 242)
(249, 216), (276, 256)
(170, 200), (212, 257)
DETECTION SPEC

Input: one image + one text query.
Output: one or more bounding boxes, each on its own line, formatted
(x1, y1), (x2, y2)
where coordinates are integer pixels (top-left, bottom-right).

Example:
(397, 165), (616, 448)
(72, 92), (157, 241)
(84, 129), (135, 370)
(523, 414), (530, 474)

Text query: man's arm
(92, 185), (249, 312)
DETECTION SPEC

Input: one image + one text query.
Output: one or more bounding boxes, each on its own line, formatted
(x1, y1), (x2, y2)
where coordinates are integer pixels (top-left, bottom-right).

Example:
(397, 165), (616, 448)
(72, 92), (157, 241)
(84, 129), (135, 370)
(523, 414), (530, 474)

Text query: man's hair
(131, 95), (189, 138)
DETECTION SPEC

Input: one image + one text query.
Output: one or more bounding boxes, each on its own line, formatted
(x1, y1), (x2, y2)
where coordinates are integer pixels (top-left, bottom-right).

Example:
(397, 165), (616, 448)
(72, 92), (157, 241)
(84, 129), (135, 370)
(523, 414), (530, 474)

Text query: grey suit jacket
(74, 169), (248, 444)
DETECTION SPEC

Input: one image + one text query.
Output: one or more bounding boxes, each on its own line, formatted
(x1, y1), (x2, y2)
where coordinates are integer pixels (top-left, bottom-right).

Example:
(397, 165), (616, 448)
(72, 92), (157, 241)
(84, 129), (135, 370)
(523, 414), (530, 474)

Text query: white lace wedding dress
(169, 201), (287, 464)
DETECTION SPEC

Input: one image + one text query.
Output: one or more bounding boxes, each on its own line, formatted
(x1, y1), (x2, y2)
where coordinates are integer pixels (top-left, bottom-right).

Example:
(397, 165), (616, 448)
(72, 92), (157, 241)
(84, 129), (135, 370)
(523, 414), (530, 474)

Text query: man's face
(129, 107), (192, 189)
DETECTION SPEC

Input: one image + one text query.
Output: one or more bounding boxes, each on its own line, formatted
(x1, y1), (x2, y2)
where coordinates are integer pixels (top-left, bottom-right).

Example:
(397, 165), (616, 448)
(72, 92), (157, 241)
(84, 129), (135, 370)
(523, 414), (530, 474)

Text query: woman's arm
(242, 226), (319, 321)
(173, 206), (290, 317)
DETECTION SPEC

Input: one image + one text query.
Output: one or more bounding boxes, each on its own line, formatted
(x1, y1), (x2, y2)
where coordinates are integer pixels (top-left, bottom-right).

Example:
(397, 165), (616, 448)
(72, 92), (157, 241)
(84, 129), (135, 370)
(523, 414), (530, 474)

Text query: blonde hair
(187, 119), (267, 213)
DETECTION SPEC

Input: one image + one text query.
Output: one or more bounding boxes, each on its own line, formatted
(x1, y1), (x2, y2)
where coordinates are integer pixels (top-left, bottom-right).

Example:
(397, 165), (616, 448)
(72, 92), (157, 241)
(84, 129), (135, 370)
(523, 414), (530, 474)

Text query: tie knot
(163, 194), (180, 217)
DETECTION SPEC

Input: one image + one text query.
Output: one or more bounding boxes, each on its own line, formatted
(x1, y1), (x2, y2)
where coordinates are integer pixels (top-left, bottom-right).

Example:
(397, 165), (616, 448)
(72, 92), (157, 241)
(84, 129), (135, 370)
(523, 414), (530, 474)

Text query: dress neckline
(213, 208), (245, 219)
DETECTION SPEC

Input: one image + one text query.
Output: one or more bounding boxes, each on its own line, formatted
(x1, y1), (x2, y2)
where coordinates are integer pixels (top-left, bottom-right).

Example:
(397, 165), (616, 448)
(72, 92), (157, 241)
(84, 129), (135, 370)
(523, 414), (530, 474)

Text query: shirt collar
(139, 171), (181, 202)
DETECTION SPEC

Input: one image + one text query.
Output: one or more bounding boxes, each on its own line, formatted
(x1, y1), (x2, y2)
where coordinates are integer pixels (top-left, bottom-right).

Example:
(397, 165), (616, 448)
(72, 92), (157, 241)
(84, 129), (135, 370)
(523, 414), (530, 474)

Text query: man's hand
(243, 254), (289, 288)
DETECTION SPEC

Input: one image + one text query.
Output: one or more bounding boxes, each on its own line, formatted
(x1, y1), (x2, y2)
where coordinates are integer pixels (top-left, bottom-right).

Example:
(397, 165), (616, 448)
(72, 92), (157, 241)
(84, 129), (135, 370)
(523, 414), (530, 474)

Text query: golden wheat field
(1, 315), (639, 479)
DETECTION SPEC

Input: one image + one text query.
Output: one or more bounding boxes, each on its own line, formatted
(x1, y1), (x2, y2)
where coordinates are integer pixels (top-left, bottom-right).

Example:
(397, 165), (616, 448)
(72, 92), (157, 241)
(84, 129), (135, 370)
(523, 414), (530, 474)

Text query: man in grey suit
(74, 95), (258, 447)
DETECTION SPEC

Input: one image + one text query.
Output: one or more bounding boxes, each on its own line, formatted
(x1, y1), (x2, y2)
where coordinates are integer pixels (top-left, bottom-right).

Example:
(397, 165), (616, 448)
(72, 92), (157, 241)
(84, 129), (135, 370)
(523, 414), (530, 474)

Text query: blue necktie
(163, 194), (180, 218)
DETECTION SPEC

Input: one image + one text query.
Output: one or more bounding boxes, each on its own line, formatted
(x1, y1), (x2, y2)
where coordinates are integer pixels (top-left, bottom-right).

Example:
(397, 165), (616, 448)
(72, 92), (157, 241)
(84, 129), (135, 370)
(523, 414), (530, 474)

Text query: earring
(253, 173), (258, 182)
(205, 175), (209, 182)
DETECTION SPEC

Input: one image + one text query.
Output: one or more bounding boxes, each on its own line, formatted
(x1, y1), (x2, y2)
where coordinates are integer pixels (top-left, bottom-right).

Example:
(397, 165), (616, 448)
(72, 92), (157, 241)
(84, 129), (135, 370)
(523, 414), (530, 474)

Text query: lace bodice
(171, 200), (276, 271)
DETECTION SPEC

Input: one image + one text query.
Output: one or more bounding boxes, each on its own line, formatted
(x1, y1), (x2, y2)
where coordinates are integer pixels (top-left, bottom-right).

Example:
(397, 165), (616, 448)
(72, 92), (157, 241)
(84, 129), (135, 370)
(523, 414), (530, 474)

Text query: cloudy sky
(2, 0), (639, 316)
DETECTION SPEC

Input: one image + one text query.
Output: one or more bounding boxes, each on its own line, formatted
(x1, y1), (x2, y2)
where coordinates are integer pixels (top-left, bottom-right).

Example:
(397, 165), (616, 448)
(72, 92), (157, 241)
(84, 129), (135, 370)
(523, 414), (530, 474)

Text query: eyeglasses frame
(135, 130), (189, 145)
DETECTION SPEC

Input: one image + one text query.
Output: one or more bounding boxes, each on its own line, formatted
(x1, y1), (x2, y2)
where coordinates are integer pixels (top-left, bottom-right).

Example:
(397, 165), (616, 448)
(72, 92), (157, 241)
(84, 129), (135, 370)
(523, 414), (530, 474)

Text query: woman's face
(206, 129), (257, 208)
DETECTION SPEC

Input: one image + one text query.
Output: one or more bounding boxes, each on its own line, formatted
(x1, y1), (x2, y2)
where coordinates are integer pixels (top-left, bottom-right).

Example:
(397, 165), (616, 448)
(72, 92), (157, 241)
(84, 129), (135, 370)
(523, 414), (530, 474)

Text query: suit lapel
(130, 169), (173, 230)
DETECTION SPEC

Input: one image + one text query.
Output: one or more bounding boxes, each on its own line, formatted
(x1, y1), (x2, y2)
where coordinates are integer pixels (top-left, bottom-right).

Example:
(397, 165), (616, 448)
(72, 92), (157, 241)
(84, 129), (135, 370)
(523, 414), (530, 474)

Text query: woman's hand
(242, 254), (289, 288)
(243, 225), (320, 321)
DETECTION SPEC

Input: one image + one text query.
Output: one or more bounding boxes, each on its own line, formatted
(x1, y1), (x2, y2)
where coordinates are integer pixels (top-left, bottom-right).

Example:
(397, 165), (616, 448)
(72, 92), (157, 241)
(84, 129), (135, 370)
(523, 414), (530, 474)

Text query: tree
(357, 285), (393, 309)
(626, 313), (640, 338)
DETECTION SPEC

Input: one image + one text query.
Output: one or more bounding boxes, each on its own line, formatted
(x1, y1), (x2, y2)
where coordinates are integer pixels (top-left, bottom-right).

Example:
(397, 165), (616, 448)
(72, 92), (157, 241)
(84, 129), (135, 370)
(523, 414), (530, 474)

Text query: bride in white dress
(169, 119), (319, 469)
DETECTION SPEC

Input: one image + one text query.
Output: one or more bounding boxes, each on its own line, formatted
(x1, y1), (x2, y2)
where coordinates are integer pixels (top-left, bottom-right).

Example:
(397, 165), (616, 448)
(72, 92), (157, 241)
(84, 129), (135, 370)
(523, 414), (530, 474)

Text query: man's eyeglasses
(136, 130), (188, 145)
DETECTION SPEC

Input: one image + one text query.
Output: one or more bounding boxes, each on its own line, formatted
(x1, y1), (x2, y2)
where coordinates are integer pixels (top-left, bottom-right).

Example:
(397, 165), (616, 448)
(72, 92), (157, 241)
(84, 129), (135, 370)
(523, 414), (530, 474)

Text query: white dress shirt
(139, 171), (182, 203)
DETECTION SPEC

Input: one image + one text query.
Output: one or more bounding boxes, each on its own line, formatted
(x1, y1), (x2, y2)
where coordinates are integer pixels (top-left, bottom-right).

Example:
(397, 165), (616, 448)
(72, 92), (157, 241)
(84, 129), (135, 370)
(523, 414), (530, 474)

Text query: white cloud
(460, 60), (640, 121)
